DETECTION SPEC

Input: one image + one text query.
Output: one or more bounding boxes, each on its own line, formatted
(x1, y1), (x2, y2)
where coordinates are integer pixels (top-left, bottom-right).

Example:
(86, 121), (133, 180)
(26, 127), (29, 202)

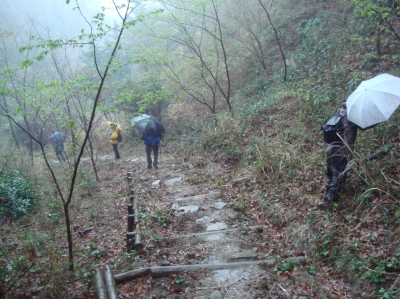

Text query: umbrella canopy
(49, 132), (66, 144)
(130, 114), (165, 135)
(346, 73), (400, 129)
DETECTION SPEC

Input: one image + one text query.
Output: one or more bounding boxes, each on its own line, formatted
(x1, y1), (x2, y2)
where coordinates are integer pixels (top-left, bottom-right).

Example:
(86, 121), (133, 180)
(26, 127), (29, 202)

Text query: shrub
(0, 169), (37, 218)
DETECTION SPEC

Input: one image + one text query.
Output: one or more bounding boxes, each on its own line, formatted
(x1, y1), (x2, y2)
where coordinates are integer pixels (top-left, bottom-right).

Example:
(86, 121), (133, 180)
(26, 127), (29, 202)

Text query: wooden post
(134, 232), (142, 251)
(126, 232), (136, 252)
(94, 267), (107, 299)
(103, 265), (118, 299)
(127, 204), (133, 214)
(130, 189), (134, 195)
(127, 214), (135, 232)
(127, 203), (135, 232)
(129, 195), (134, 203)
(127, 172), (132, 178)
(133, 200), (138, 229)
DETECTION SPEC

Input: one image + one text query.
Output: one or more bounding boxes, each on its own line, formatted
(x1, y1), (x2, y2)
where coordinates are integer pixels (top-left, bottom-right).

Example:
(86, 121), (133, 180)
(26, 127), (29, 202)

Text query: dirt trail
(82, 146), (327, 299)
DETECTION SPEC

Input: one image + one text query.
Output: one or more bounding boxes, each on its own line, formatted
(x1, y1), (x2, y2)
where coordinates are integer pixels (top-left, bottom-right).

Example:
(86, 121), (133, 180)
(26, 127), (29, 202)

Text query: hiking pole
(159, 140), (162, 161)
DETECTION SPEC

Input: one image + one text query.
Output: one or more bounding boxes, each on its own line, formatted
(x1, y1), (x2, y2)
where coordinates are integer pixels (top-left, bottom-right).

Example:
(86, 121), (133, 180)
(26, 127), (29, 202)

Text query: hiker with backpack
(141, 128), (162, 169)
(318, 101), (358, 209)
(49, 131), (67, 163)
(55, 143), (67, 163)
(108, 122), (122, 160)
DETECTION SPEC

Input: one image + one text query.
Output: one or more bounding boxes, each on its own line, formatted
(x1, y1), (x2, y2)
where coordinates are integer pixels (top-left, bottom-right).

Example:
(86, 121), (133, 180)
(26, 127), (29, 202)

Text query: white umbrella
(346, 73), (400, 129)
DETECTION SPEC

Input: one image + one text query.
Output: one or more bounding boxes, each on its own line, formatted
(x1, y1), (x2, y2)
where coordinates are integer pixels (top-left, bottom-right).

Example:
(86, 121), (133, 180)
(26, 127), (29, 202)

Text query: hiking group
(47, 74), (397, 202)
(107, 116), (164, 169)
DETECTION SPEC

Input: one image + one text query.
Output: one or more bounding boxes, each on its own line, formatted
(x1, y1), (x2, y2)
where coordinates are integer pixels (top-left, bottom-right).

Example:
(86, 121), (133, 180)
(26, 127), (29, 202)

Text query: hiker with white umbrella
(319, 73), (400, 209)
(318, 102), (358, 209)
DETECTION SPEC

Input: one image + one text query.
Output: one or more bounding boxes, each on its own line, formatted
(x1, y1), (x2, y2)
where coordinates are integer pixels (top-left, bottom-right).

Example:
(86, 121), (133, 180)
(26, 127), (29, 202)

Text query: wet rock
(286, 256), (306, 265)
(227, 250), (258, 262)
(206, 222), (228, 231)
(175, 192), (221, 202)
(208, 256), (219, 264)
(152, 180), (161, 186)
(283, 251), (293, 258)
(196, 216), (215, 224)
(210, 290), (222, 299)
(161, 260), (170, 266)
(176, 205), (200, 214)
(211, 201), (227, 209)
(165, 177), (182, 186)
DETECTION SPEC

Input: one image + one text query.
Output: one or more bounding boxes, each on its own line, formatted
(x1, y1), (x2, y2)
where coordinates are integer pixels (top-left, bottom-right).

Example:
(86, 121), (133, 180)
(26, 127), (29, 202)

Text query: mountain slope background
(0, 0), (400, 298)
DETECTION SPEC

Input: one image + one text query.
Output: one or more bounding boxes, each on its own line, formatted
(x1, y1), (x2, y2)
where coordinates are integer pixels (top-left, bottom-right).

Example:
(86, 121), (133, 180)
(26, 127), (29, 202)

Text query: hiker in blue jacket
(141, 128), (162, 169)
(319, 102), (358, 208)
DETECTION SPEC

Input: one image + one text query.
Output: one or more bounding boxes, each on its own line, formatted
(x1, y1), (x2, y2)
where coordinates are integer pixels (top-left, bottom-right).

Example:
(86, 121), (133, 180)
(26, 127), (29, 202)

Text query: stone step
(169, 191), (221, 203)
(165, 225), (263, 240)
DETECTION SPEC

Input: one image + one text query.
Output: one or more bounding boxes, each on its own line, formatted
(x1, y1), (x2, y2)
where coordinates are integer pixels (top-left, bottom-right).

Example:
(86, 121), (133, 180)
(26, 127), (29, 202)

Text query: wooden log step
(115, 259), (279, 283)
(103, 265), (118, 299)
(94, 267), (107, 299)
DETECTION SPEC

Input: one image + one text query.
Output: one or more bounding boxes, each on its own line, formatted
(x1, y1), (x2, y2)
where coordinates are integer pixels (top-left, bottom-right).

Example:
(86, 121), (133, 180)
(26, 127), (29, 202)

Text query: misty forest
(1, 0), (400, 298)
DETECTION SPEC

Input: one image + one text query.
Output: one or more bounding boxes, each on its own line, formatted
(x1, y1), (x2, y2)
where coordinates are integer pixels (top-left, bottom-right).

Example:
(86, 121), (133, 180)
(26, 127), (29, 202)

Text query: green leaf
(174, 275), (185, 284)
(20, 59), (34, 68)
(140, 210), (147, 218)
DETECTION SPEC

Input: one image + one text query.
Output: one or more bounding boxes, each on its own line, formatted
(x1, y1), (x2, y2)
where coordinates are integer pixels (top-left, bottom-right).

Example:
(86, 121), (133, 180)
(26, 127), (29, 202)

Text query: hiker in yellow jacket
(107, 122), (122, 160)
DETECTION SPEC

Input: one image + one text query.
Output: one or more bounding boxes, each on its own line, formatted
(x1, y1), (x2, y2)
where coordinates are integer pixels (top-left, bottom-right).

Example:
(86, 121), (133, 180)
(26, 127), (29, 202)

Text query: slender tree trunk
(63, 203), (73, 270)
(376, 21), (381, 56)
(257, 0), (287, 82)
(61, 0), (137, 270)
(2, 96), (20, 149)
(212, 1), (232, 114)
(88, 136), (99, 181)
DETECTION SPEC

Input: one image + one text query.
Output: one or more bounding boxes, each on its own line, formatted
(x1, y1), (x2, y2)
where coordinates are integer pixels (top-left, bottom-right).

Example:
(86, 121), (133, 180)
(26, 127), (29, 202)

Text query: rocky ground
(74, 144), (352, 299)
(2, 142), (366, 299)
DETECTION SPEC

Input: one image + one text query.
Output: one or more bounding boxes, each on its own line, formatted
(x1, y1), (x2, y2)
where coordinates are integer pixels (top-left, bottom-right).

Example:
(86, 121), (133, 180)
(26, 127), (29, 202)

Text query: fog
(0, 0), (137, 38)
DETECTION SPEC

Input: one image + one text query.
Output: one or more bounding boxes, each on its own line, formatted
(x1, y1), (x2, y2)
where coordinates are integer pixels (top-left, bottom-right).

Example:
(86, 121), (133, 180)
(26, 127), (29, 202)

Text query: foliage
(152, 209), (171, 227)
(346, 253), (400, 286)
(277, 261), (294, 272)
(76, 169), (97, 198)
(0, 169), (37, 218)
(198, 115), (244, 163)
(348, 0), (400, 44)
(173, 275), (185, 284)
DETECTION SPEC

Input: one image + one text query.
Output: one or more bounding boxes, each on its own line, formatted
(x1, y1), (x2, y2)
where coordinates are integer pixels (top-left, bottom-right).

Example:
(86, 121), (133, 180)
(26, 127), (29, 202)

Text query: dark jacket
(141, 134), (162, 146)
(326, 107), (357, 158)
